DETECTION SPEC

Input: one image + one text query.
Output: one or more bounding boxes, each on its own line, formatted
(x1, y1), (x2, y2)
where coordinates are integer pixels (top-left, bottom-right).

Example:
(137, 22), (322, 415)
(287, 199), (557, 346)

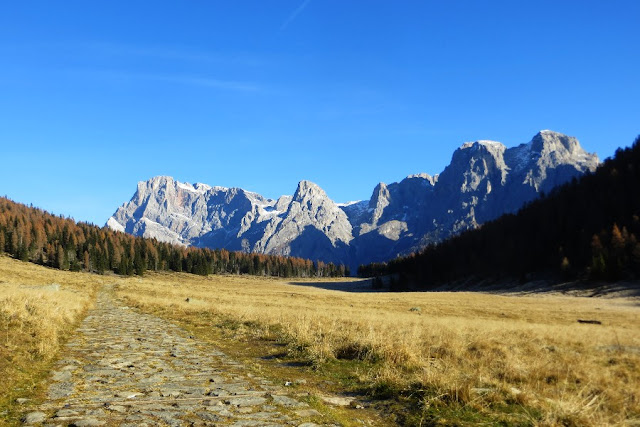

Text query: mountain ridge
(363, 134), (640, 288)
(107, 131), (599, 270)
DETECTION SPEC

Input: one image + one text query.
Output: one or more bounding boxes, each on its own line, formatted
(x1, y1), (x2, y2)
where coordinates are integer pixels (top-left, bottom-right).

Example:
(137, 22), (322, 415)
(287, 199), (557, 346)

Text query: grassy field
(113, 270), (640, 426)
(0, 256), (103, 425)
(1, 255), (639, 425)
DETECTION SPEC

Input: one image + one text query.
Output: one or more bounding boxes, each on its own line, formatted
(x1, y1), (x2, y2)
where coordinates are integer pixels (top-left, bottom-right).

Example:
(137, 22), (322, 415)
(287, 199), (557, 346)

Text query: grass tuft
(0, 256), (101, 426)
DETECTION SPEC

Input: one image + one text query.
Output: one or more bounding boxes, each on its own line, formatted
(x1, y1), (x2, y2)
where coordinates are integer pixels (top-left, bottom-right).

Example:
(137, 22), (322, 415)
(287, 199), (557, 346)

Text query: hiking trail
(21, 286), (328, 426)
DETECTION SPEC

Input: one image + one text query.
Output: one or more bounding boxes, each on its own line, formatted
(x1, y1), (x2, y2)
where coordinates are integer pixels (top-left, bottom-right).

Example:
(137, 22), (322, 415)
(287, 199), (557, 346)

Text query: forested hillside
(359, 136), (640, 288)
(0, 198), (348, 278)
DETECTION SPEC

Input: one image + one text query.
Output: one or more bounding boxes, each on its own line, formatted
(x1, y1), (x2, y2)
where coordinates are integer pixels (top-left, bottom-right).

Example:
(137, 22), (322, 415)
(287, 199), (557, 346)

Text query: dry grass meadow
(113, 271), (640, 426)
(0, 256), (103, 424)
(1, 255), (639, 425)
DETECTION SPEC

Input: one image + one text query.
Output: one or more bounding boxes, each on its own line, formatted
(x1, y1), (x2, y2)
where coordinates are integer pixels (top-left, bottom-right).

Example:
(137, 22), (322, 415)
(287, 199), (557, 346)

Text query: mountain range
(107, 130), (599, 271)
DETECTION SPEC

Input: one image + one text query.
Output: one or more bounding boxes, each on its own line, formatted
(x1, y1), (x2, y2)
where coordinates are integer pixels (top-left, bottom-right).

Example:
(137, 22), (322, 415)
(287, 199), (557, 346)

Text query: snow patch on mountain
(106, 131), (600, 271)
(106, 217), (124, 233)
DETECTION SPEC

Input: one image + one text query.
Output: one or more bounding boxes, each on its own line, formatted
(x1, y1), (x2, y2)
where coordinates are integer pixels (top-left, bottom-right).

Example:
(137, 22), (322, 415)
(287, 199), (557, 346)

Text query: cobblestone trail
(22, 286), (326, 426)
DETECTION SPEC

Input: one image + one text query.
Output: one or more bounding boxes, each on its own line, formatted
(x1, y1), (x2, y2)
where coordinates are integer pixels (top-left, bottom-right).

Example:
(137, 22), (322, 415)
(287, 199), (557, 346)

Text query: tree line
(359, 135), (640, 289)
(0, 198), (348, 278)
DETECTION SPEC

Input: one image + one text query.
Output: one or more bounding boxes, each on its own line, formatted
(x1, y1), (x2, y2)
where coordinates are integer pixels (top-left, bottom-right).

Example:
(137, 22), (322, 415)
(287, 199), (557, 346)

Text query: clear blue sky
(1, 1), (638, 225)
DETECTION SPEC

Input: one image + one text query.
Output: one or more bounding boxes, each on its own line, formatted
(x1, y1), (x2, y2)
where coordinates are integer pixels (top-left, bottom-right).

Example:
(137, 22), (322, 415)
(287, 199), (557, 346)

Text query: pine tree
(0, 196), (347, 279)
(9, 231), (18, 254)
(134, 251), (145, 276)
(611, 224), (625, 251)
(56, 245), (65, 270)
(633, 243), (640, 275)
(360, 135), (640, 286)
(84, 251), (90, 272)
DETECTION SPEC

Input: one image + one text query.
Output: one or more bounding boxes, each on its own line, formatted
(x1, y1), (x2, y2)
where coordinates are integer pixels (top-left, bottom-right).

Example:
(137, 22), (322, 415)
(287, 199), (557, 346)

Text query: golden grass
(0, 256), (103, 424)
(113, 271), (640, 426)
(0, 254), (638, 425)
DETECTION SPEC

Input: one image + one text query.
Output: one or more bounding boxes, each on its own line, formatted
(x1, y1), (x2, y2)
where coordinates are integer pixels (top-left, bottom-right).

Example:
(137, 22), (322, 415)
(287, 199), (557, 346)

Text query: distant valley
(107, 130), (599, 270)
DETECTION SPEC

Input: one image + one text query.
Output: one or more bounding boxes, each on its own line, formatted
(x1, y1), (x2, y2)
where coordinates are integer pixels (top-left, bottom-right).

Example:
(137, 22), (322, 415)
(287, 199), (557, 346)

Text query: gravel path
(22, 286), (326, 426)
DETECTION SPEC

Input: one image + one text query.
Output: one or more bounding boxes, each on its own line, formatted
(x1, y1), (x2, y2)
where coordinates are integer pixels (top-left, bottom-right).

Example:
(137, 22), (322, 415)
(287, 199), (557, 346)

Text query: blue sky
(1, 1), (638, 225)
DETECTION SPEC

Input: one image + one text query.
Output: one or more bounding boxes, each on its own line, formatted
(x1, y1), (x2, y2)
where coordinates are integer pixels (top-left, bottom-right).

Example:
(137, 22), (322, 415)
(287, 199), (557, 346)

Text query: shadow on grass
(287, 279), (381, 293)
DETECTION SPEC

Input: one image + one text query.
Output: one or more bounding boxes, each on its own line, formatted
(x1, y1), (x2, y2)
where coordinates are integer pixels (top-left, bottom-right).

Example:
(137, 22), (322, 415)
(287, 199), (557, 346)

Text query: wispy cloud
(84, 42), (221, 63)
(68, 69), (263, 93)
(84, 42), (269, 68)
(280, 0), (312, 31)
(3, 41), (268, 68)
(151, 74), (261, 92)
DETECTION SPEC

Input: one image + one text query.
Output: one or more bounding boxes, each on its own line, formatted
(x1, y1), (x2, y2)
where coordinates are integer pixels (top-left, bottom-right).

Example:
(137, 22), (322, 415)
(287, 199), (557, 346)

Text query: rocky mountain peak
(441, 139), (509, 194)
(459, 140), (506, 157)
(531, 130), (582, 155)
(293, 180), (326, 202)
(518, 131), (600, 192)
(452, 140), (508, 172)
(369, 182), (390, 209)
(407, 173), (437, 185)
(134, 175), (170, 200)
(361, 182), (390, 229)
(107, 130), (601, 272)
(287, 181), (349, 232)
(145, 175), (174, 187)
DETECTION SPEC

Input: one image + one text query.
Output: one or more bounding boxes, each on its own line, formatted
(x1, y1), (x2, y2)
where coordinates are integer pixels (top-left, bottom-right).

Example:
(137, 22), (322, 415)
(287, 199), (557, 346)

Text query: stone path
(22, 287), (327, 426)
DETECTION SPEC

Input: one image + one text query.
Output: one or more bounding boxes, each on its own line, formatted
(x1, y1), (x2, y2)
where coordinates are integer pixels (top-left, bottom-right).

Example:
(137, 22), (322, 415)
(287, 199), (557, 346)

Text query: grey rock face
(254, 180), (353, 264)
(108, 177), (354, 265)
(107, 131), (599, 271)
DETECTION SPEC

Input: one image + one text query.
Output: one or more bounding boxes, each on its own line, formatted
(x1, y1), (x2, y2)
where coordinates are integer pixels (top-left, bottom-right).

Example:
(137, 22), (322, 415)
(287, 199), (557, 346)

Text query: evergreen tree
(0, 196), (348, 279)
(360, 135), (640, 287)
